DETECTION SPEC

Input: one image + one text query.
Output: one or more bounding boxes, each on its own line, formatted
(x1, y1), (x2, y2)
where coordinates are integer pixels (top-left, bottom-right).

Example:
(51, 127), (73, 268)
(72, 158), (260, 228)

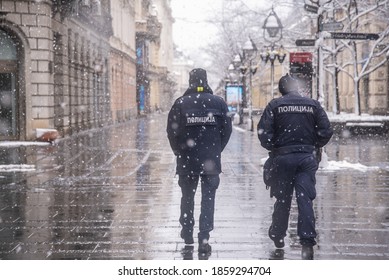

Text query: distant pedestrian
(258, 74), (333, 259)
(167, 68), (232, 255)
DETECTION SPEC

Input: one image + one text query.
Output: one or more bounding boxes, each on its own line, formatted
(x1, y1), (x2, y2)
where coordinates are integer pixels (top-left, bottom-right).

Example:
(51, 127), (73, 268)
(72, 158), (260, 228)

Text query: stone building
(135, 0), (174, 114)
(152, 0), (174, 112)
(0, 0), (112, 141)
(110, 0), (137, 122)
(324, 3), (389, 115)
(0, 0), (174, 141)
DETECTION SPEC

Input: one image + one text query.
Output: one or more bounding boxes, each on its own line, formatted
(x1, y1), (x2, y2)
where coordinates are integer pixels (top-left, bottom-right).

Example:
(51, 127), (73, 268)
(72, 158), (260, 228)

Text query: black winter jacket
(258, 91), (333, 153)
(167, 88), (232, 175)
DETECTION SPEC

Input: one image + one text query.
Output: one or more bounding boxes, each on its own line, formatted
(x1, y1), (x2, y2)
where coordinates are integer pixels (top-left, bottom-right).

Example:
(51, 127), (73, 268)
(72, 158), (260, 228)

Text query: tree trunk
(335, 68), (340, 114)
(354, 78), (361, 115)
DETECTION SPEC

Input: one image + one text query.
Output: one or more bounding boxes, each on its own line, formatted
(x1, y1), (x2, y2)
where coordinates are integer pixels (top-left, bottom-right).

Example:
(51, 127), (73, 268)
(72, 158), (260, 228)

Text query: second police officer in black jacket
(167, 68), (232, 255)
(258, 74), (333, 259)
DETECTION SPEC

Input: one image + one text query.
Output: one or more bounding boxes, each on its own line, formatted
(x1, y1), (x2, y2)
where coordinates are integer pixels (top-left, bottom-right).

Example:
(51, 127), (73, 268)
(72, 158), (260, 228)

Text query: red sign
(290, 52), (313, 63)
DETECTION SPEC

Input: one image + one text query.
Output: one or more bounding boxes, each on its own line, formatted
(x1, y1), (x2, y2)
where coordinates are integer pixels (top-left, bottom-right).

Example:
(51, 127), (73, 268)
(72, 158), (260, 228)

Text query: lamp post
(261, 7), (285, 99)
(226, 38), (258, 131)
(232, 54), (246, 113)
(242, 37), (258, 131)
(260, 45), (286, 98)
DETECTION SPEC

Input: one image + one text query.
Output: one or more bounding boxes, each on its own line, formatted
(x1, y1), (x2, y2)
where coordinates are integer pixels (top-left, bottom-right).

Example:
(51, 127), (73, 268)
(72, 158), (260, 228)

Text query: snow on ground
(233, 126), (247, 133)
(0, 141), (50, 147)
(0, 164), (36, 172)
(260, 152), (380, 173)
(0, 142), (46, 173)
(319, 159), (380, 172)
(318, 152), (379, 172)
(327, 112), (389, 122)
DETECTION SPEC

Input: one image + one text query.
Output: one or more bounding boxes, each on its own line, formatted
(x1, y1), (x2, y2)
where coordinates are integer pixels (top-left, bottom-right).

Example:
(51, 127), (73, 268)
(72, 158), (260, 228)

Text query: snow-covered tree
(201, 0), (389, 115)
(320, 0), (389, 115)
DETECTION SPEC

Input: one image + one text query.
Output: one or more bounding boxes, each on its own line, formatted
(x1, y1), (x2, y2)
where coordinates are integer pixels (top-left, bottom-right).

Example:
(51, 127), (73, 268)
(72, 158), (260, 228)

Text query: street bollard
(233, 113), (240, 125)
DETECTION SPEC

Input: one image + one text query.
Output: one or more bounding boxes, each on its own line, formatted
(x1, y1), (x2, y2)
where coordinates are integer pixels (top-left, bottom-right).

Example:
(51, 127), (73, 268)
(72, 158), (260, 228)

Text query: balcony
(136, 15), (162, 42)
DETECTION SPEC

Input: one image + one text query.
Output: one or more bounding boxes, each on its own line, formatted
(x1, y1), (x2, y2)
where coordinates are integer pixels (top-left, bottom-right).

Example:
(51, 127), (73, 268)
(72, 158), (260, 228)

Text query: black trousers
(178, 174), (220, 242)
(269, 152), (318, 246)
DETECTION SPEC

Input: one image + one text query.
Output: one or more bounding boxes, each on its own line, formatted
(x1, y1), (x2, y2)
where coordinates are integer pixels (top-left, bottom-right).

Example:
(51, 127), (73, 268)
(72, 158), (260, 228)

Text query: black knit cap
(279, 74), (299, 95)
(189, 68), (208, 88)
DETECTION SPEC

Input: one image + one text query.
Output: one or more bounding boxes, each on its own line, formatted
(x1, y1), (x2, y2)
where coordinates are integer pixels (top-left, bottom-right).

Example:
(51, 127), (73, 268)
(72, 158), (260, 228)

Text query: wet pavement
(0, 114), (388, 260)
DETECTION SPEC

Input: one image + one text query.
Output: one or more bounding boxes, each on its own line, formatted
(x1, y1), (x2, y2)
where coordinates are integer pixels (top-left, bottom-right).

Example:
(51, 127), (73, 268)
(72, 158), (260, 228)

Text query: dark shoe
(268, 229), (285, 248)
(301, 245), (314, 260)
(269, 249), (285, 260)
(198, 240), (212, 254)
(198, 251), (211, 260)
(181, 245), (194, 260)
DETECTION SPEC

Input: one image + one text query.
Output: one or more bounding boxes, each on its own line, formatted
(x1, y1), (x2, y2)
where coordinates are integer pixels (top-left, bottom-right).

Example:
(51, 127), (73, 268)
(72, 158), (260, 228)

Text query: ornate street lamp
(225, 38), (258, 130)
(262, 7), (283, 43)
(243, 38), (258, 58)
(261, 7), (285, 98)
(233, 54), (242, 67)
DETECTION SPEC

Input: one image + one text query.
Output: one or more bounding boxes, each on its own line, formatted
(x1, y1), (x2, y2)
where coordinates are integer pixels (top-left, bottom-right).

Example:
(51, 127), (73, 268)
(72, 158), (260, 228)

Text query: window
(0, 29), (18, 137)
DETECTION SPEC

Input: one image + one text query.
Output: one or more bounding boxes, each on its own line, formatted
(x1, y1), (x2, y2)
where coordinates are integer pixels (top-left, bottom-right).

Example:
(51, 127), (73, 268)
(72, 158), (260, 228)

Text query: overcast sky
(170, 0), (222, 53)
(170, 0), (270, 77)
(169, 0), (286, 88)
(170, 0), (267, 54)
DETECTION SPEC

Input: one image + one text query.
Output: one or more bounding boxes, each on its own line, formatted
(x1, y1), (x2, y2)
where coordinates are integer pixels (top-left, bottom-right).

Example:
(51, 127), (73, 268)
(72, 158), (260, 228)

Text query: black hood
(279, 74), (299, 95)
(186, 68), (213, 94)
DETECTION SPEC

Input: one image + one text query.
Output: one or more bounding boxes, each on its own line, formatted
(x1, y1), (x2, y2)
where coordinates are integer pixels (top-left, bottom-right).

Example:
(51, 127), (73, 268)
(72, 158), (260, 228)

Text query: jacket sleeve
(257, 104), (275, 151)
(220, 101), (232, 151)
(166, 102), (181, 156)
(314, 103), (333, 147)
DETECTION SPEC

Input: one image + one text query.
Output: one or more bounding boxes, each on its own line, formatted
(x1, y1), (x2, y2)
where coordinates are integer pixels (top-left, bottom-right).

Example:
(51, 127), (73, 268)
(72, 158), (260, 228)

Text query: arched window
(0, 29), (17, 60)
(0, 29), (18, 138)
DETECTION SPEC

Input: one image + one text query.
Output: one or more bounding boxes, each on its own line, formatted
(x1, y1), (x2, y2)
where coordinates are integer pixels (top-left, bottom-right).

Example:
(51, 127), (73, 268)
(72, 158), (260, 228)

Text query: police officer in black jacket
(167, 68), (232, 254)
(258, 74), (333, 259)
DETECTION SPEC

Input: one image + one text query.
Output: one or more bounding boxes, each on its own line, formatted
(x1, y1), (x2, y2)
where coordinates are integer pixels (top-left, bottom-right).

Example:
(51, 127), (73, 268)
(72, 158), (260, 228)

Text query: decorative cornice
(52, 0), (113, 38)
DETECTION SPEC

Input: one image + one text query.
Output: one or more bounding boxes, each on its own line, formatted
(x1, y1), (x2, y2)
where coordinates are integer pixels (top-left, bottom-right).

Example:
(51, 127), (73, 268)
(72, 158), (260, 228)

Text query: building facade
(324, 5), (389, 115)
(0, 0), (112, 141)
(152, 0), (174, 111)
(0, 0), (174, 141)
(110, 0), (137, 122)
(250, 1), (389, 116)
(134, 0), (174, 115)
